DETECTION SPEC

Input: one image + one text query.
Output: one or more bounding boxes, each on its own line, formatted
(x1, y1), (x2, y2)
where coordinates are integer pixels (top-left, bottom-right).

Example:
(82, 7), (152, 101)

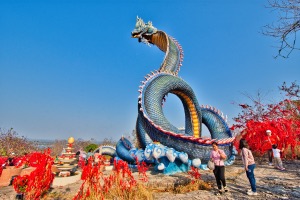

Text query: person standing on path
(239, 139), (258, 196)
(210, 142), (228, 195)
(263, 130), (279, 165)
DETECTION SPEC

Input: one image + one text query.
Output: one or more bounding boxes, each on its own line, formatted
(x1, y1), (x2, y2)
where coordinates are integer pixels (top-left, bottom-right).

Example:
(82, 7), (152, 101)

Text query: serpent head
(131, 16), (157, 45)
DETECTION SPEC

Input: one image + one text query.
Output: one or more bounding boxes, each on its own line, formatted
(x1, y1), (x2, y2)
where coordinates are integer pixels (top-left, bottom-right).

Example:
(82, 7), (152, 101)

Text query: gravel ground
(0, 158), (299, 200)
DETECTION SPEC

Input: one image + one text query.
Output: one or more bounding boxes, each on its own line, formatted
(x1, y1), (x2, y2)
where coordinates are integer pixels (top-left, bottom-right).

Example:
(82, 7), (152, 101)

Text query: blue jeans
(246, 164), (256, 192)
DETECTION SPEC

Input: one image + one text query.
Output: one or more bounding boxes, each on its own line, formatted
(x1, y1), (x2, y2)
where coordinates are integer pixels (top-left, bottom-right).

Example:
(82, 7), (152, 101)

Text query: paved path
(52, 172), (82, 187)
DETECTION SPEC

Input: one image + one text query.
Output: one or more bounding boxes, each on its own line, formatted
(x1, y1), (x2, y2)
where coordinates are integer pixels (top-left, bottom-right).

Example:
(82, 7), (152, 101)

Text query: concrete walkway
(52, 172), (82, 187)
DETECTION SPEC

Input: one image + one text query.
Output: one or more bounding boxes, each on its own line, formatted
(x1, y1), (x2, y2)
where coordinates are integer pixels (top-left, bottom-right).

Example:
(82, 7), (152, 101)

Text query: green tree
(84, 143), (98, 152)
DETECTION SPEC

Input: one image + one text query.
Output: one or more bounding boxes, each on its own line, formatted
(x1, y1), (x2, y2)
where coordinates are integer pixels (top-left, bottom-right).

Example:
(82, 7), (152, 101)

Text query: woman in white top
(272, 144), (285, 170)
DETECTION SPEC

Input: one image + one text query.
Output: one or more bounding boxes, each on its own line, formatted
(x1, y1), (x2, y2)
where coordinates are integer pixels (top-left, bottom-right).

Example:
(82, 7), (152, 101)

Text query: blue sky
(1, 1), (299, 141)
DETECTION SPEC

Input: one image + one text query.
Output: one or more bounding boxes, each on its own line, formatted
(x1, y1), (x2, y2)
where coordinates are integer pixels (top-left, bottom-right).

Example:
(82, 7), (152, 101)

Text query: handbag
(207, 159), (215, 170)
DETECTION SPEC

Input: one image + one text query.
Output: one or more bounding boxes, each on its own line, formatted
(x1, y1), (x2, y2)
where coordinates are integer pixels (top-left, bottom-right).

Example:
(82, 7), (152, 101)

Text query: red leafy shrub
(0, 156), (8, 176)
(135, 157), (149, 182)
(188, 166), (201, 182)
(73, 156), (152, 200)
(12, 149), (55, 199)
(0, 155), (24, 176)
(113, 159), (137, 191)
(13, 175), (29, 193)
(173, 166), (211, 193)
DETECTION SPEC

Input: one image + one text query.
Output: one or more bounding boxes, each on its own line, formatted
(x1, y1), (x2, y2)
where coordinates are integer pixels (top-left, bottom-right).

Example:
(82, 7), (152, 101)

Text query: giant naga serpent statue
(99, 17), (236, 174)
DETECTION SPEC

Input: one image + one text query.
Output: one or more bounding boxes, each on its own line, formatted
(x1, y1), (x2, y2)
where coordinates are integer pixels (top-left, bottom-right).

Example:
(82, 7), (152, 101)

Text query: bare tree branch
(263, 0), (300, 58)
(279, 81), (300, 98)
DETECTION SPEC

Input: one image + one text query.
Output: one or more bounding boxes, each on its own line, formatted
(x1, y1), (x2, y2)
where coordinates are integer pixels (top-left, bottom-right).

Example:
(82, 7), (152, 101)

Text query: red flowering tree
(232, 82), (300, 158)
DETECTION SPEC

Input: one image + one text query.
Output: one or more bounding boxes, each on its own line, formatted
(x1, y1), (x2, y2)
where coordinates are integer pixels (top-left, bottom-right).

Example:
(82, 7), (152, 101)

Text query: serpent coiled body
(114, 18), (236, 169)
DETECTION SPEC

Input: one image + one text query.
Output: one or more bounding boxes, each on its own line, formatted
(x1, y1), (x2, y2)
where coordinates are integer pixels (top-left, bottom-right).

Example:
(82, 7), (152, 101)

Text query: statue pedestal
(54, 144), (78, 175)
(58, 171), (71, 177)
